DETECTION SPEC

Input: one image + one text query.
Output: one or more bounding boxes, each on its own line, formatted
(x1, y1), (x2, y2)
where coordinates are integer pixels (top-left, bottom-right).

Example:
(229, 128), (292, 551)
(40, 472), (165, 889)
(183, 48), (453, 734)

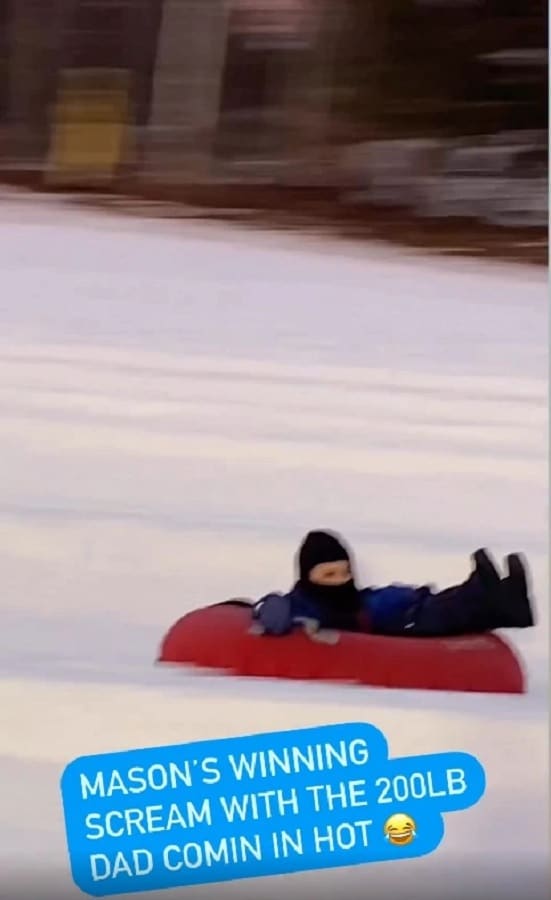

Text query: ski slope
(0, 192), (548, 899)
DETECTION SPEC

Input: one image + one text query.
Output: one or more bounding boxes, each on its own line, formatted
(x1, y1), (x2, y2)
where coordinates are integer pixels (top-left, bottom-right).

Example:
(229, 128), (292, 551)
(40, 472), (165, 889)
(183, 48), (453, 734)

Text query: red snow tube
(157, 603), (525, 694)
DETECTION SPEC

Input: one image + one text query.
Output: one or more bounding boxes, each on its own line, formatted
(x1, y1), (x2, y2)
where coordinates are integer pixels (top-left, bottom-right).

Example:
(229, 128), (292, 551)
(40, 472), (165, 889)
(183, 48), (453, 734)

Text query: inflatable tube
(157, 602), (525, 694)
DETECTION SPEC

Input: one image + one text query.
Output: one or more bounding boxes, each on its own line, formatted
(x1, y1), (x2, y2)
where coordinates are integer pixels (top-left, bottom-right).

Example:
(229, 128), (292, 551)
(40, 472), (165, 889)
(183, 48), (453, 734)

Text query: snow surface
(0, 192), (548, 899)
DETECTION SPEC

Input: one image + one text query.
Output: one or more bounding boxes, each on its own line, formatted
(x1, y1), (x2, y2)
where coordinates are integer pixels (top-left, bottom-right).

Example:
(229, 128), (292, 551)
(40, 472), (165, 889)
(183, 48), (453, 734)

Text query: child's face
(309, 560), (352, 586)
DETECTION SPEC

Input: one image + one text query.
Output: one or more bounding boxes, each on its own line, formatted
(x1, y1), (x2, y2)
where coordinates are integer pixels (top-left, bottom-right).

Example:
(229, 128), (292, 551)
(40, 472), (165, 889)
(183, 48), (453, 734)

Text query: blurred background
(0, 0), (548, 255)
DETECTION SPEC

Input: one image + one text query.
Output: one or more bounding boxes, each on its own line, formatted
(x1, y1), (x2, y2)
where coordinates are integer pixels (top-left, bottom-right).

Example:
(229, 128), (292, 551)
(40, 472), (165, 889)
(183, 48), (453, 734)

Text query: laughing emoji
(384, 813), (417, 846)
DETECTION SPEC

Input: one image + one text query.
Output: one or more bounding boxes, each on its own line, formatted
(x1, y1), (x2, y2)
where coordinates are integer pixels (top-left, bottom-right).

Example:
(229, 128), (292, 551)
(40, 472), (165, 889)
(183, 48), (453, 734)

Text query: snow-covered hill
(0, 194), (547, 900)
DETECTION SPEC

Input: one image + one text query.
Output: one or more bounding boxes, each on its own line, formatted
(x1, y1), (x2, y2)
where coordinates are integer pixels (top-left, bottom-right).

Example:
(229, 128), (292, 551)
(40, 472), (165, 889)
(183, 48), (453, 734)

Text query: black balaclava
(296, 530), (361, 629)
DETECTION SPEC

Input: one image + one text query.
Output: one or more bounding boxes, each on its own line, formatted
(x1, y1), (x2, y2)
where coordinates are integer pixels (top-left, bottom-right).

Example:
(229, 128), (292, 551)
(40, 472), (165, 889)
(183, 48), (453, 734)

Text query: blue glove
(254, 593), (293, 636)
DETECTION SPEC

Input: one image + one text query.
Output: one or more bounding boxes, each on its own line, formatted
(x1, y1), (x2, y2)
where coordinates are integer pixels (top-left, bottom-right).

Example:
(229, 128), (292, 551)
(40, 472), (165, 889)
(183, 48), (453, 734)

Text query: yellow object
(383, 813), (417, 846)
(46, 68), (130, 186)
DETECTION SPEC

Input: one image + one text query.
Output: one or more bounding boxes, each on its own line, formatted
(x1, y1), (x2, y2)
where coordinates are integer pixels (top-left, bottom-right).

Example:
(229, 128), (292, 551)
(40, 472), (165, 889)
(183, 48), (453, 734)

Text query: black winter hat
(298, 530), (351, 581)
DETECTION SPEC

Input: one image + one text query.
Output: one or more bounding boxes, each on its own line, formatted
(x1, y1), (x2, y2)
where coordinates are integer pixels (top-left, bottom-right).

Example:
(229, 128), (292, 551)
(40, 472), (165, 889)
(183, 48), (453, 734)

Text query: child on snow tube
(252, 530), (535, 638)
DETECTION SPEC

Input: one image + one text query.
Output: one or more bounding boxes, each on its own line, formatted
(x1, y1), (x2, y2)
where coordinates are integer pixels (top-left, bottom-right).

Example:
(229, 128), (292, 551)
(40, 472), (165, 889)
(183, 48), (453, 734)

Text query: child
(253, 530), (535, 638)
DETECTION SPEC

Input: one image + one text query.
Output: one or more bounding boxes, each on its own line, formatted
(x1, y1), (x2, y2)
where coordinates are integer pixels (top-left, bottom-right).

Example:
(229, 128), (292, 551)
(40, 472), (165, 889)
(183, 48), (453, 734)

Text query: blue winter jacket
(253, 582), (422, 636)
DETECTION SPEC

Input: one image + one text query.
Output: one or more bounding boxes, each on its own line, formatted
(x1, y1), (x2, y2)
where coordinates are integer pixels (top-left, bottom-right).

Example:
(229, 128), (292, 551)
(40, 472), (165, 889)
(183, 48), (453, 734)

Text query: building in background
(144, 0), (331, 183)
(0, 0), (547, 224)
(3, 0), (162, 183)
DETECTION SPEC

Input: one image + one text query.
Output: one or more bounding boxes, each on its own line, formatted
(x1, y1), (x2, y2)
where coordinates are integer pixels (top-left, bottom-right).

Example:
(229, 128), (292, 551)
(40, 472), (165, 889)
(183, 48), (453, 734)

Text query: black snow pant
(385, 572), (498, 638)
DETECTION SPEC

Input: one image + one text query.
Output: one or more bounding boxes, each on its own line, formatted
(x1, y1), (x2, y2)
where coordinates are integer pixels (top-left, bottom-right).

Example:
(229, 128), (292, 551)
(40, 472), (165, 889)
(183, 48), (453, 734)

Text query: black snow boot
(498, 553), (535, 628)
(472, 548), (501, 596)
